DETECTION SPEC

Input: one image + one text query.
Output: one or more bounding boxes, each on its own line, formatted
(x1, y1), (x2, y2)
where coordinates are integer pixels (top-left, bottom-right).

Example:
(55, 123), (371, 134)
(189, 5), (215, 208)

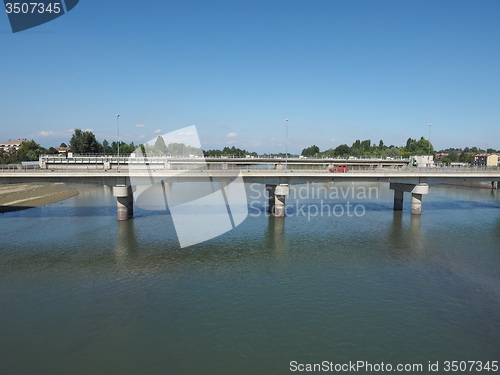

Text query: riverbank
(447, 181), (497, 189)
(0, 183), (79, 213)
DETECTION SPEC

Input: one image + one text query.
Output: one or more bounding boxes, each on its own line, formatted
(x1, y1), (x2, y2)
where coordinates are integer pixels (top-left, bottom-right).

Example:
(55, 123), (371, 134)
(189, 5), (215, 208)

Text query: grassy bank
(0, 183), (79, 213)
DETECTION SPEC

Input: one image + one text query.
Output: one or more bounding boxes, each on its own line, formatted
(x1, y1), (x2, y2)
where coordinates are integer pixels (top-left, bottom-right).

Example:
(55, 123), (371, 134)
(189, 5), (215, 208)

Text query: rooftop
(0, 139), (28, 146)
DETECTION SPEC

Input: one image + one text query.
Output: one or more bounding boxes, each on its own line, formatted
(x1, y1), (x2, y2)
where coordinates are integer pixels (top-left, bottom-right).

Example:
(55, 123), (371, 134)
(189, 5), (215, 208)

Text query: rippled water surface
(1, 183), (500, 375)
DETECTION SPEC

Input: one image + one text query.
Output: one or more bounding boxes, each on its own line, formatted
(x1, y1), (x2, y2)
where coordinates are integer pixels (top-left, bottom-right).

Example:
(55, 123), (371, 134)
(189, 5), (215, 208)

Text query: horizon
(1, 131), (497, 155)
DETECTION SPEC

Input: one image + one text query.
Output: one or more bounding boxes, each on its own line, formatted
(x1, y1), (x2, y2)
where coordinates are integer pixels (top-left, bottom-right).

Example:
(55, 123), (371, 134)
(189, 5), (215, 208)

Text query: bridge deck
(1, 168), (499, 186)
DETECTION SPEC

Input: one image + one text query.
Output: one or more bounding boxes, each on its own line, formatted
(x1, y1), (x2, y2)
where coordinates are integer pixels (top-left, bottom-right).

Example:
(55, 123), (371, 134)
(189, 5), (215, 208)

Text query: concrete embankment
(0, 183), (79, 213)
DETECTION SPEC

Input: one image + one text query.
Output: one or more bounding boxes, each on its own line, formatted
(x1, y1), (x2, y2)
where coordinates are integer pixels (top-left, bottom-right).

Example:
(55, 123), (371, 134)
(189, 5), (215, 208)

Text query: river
(1, 182), (499, 375)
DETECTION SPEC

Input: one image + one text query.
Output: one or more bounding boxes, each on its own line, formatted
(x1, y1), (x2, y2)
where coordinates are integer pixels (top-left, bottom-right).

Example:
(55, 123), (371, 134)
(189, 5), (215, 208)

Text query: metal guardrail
(2, 163), (500, 174)
(0, 164), (41, 172)
(39, 154), (409, 162)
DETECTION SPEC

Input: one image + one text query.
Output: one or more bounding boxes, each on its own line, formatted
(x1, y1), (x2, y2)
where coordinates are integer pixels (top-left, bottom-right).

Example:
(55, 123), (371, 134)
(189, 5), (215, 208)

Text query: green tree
(322, 148), (336, 158)
(403, 137), (434, 156)
(102, 139), (113, 154)
(448, 151), (458, 162)
(360, 140), (371, 152)
(301, 145), (320, 157)
(17, 140), (44, 161)
(334, 144), (350, 157)
(386, 146), (401, 158)
(120, 142), (136, 155)
(69, 129), (103, 154)
(169, 142), (187, 157)
(153, 136), (168, 155)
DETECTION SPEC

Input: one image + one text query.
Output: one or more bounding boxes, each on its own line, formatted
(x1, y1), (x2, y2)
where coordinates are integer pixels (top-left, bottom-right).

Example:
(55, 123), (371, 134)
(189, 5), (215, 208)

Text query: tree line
(0, 140), (60, 164)
(301, 138), (498, 164)
(1, 129), (498, 164)
(437, 146), (498, 165)
(141, 135), (203, 157)
(301, 137), (433, 159)
(204, 146), (258, 157)
(69, 129), (137, 155)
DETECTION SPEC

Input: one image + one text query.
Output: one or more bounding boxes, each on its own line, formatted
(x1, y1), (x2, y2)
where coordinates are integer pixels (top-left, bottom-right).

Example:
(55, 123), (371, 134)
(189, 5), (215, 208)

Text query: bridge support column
(492, 181), (498, 190)
(393, 189), (404, 211)
(390, 183), (428, 215)
(267, 184), (289, 217)
(113, 185), (133, 221)
(411, 193), (422, 215)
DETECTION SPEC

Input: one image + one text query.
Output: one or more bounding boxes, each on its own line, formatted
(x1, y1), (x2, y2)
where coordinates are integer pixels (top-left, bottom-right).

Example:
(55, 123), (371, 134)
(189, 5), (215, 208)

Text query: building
(410, 155), (434, 167)
(471, 153), (499, 167)
(435, 153), (448, 161)
(55, 146), (71, 154)
(0, 139), (28, 153)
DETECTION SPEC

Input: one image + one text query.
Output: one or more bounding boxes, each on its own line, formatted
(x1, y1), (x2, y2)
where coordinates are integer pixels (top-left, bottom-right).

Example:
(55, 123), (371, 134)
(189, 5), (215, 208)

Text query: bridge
(1, 160), (499, 219)
(37, 154), (410, 171)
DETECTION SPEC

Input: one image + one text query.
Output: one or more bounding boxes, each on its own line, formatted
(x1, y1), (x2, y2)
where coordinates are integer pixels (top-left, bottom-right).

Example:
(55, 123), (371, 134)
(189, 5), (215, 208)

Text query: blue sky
(1, 0), (499, 153)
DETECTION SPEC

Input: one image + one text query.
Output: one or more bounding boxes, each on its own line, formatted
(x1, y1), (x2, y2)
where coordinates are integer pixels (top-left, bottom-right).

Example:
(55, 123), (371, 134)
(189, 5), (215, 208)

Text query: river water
(1, 182), (499, 375)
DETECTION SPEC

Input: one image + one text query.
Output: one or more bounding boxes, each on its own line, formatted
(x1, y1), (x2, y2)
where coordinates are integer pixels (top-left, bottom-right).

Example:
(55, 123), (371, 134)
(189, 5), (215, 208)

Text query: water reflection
(409, 214), (422, 253)
(115, 220), (139, 266)
(265, 216), (287, 259)
(386, 211), (423, 259)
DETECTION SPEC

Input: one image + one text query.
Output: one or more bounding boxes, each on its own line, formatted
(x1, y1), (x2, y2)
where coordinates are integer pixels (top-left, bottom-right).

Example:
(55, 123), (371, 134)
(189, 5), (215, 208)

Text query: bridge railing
(0, 164), (41, 172)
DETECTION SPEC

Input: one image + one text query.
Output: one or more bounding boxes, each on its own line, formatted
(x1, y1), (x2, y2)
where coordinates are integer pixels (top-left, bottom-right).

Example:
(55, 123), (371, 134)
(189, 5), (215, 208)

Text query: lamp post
(428, 123), (431, 168)
(285, 118), (288, 170)
(428, 123), (431, 155)
(117, 114), (120, 172)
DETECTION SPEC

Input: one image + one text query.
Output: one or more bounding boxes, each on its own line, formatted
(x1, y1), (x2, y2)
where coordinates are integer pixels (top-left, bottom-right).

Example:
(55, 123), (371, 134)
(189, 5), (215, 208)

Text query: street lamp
(117, 114), (120, 172)
(285, 118), (288, 170)
(428, 123), (431, 169)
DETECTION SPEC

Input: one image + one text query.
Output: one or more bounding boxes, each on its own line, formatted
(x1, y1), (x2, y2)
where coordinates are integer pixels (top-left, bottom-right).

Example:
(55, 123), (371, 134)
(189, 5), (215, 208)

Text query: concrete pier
(266, 184), (290, 217)
(390, 183), (429, 215)
(394, 189), (404, 211)
(411, 193), (422, 215)
(113, 185), (133, 220)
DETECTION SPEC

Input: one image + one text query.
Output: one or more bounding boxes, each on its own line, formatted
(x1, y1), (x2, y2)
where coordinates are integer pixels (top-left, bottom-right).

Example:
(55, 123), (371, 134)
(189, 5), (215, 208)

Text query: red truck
(329, 164), (349, 172)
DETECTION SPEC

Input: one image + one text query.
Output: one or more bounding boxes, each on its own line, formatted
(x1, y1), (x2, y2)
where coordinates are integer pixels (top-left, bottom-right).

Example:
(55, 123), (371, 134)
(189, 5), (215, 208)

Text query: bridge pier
(492, 181), (498, 190)
(113, 185), (133, 221)
(394, 190), (404, 211)
(266, 184), (290, 217)
(390, 183), (429, 215)
(411, 193), (423, 215)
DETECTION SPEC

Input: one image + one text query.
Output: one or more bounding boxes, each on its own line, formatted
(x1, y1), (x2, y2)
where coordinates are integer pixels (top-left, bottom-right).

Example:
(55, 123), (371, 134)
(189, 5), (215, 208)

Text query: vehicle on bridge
(329, 164), (349, 172)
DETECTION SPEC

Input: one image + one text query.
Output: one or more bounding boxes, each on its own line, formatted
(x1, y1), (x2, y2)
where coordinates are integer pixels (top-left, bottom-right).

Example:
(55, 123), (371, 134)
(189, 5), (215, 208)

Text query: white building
(0, 139), (28, 153)
(410, 155), (434, 167)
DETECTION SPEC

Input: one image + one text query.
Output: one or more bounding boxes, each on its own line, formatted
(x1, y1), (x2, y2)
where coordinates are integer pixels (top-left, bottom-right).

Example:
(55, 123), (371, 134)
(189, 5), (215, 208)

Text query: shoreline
(0, 183), (79, 213)
(442, 181), (497, 189)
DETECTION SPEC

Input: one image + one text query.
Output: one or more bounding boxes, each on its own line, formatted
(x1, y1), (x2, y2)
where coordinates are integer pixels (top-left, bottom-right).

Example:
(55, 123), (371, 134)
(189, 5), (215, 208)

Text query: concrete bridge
(38, 154), (410, 171)
(1, 165), (499, 219)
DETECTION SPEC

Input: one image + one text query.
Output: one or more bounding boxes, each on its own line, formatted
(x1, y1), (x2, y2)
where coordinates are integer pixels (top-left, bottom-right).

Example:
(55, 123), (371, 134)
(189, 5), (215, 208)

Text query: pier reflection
(409, 214), (422, 253)
(115, 220), (139, 266)
(386, 211), (423, 259)
(265, 216), (288, 259)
